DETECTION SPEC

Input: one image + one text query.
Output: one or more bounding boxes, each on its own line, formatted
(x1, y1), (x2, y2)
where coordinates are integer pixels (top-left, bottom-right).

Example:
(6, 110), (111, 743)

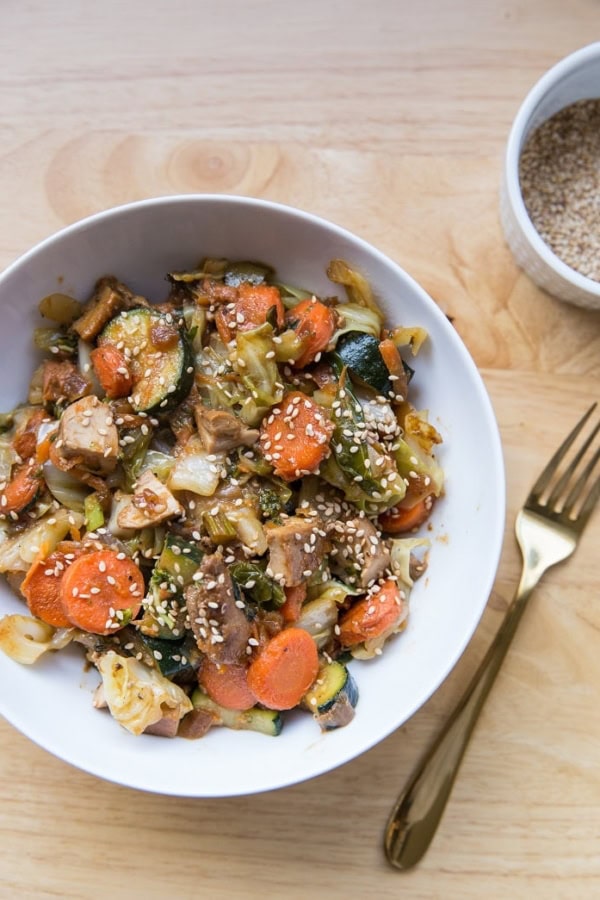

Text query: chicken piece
(265, 515), (328, 587)
(144, 705), (181, 738)
(72, 276), (147, 342)
(42, 360), (90, 406)
(184, 553), (251, 665)
(57, 395), (119, 473)
(12, 408), (49, 462)
(117, 470), (183, 529)
(329, 516), (390, 588)
(194, 404), (259, 453)
(177, 708), (216, 739)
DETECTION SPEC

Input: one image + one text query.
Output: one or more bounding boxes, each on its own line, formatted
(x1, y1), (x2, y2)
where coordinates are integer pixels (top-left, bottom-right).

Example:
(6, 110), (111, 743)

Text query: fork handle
(384, 570), (542, 870)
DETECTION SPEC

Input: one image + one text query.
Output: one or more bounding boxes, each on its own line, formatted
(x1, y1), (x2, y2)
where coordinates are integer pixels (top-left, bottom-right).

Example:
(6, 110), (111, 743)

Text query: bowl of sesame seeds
(0, 195), (504, 795)
(501, 42), (600, 310)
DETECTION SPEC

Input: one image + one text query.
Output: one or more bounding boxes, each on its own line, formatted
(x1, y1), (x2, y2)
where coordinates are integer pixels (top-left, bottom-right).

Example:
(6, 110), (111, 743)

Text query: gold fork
(384, 402), (600, 870)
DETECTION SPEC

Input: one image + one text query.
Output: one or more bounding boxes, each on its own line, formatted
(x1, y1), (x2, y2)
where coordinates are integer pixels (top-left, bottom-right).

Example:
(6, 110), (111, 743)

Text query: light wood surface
(1, 2), (599, 897)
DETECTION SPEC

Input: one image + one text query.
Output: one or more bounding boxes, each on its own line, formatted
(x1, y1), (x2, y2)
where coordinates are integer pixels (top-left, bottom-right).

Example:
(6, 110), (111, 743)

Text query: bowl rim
(504, 41), (600, 298)
(0, 194), (506, 795)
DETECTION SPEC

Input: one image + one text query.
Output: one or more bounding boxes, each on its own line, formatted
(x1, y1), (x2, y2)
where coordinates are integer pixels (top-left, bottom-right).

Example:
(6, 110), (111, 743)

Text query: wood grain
(0, 1), (599, 897)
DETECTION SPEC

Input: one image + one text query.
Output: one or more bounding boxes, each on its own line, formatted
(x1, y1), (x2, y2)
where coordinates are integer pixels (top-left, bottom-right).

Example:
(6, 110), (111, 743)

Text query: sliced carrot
(60, 549), (144, 635)
(237, 284), (284, 330)
(0, 464), (43, 515)
(247, 627), (319, 711)
(378, 338), (405, 378)
(216, 284), (285, 343)
(199, 660), (257, 711)
(215, 306), (234, 344)
(90, 345), (133, 399)
(280, 583), (307, 624)
(258, 390), (334, 481)
(339, 579), (404, 647)
(13, 409), (48, 462)
(378, 495), (434, 534)
(286, 298), (336, 368)
(21, 543), (87, 628)
(36, 433), (53, 465)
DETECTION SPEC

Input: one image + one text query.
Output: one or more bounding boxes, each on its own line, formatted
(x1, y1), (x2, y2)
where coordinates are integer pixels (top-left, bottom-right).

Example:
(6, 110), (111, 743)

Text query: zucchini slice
(99, 308), (194, 412)
(135, 633), (200, 680)
(139, 534), (203, 639)
(332, 331), (414, 396)
(191, 689), (283, 736)
(158, 533), (203, 582)
(303, 660), (359, 731)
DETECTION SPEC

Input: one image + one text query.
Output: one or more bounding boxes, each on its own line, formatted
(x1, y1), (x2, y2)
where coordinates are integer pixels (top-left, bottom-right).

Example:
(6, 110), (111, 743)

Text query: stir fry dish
(0, 258), (444, 739)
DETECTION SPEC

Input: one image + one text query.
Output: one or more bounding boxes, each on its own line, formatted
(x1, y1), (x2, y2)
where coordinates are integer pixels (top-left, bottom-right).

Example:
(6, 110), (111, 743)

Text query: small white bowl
(501, 42), (600, 310)
(0, 196), (505, 796)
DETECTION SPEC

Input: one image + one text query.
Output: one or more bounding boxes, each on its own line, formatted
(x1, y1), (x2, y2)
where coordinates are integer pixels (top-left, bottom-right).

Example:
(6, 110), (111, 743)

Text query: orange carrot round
(339, 579), (404, 647)
(216, 284), (285, 343)
(90, 345), (133, 399)
(0, 464), (43, 515)
(21, 543), (87, 628)
(199, 660), (257, 711)
(378, 495), (433, 534)
(286, 298), (336, 368)
(60, 549), (144, 634)
(280, 583), (307, 624)
(247, 627), (319, 710)
(236, 284), (284, 330)
(259, 391), (334, 481)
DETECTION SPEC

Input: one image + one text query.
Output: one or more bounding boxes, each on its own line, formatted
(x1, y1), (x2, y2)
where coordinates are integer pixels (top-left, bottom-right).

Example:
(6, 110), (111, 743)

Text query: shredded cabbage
(0, 508), (84, 573)
(96, 651), (192, 736)
(234, 323), (283, 408)
(390, 536), (431, 590)
(0, 615), (74, 664)
(332, 303), (382, 341)
(296, 593), (339, 648)
(43, 460), (90, 512)
(167, 439), (224, 497)
(389, 326), (428, 356)
(226, 506), (268, 555)
(327, 259), (384, 322)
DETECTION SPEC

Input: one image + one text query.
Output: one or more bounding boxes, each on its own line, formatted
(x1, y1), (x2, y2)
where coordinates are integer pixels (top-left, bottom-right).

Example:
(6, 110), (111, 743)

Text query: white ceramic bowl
(0, 196), (505, 796)
(501, 42), (600, 310)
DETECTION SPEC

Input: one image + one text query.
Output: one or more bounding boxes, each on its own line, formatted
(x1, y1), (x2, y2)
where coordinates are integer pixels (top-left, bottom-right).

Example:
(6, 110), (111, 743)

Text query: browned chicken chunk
(194, 404), (259, 453)
(117, 470), (183, 529)
(72, 276), (147, 342)
(329, 515), (390, 588)
(265, 515), (328, 587)
(57, 395), (119, 473)
(184, 554), (251, 664)
(42, 360), (90, 405)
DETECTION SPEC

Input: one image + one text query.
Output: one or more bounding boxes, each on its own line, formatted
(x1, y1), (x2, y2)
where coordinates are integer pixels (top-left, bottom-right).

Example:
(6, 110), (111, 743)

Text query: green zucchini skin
(139, 534), (203, 640)
(159, 533), (203, 582)
(304, 661), (359, 730)
(191, 689), (283, 736)
(334, 332), (392, 395)
(137, 633), (200, 680)
(99, 308), (194, 413)
(333, 331), (414, 396)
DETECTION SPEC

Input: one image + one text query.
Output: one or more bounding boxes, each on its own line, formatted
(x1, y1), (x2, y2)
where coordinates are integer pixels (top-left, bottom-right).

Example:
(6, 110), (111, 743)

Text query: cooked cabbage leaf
(96, 651), (192, 736)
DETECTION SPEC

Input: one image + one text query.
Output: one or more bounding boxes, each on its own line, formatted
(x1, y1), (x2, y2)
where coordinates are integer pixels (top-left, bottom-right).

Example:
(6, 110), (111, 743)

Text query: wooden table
(1, 2), (598, 897)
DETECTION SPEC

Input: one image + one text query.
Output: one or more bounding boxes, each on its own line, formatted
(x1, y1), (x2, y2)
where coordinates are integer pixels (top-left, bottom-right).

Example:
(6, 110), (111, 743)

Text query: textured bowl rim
(504, 41), (600, 298)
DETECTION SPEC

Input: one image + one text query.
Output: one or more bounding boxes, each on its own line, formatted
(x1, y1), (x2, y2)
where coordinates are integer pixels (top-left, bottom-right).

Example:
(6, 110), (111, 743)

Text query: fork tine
(546, 419), (600, 509)
(576, 471), (600, 527)
(562, 445), (600, 520)
(529, 402), (597, 501)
